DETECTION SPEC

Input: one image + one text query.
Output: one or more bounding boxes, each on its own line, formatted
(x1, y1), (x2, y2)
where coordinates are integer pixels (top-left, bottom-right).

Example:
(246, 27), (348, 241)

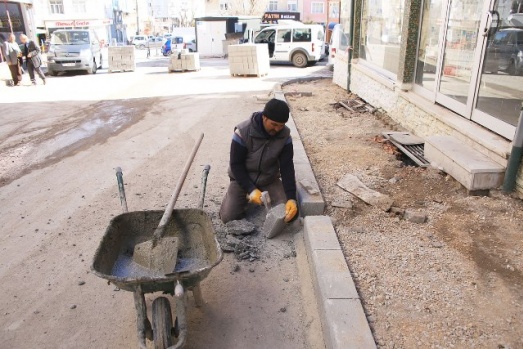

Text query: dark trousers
(8, 63), (22, 85)
(27, 61), (45, 83)
(219, 179), (287, 223)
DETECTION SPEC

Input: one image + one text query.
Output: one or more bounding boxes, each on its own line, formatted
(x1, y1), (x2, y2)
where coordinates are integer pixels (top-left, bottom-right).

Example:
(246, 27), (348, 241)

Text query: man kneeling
(220, 98), (298, 224)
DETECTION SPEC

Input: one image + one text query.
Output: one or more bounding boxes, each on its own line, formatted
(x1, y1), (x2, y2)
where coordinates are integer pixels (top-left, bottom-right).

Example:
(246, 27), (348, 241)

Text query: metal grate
(382, 132), (430, 167)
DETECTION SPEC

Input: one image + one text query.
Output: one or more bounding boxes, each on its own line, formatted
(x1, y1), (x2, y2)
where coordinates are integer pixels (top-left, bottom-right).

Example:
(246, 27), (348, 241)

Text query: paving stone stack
(108, 46), (136, 73)
(228, 44), (270, 77)
(168, 51), (201, 72)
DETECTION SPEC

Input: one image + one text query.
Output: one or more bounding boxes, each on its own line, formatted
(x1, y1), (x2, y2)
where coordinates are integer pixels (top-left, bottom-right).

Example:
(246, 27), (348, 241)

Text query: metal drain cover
(382, 132), (430, 167)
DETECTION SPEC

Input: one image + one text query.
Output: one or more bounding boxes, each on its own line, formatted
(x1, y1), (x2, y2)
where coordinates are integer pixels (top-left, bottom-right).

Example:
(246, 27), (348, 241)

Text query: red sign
(48, 19), (112, 28)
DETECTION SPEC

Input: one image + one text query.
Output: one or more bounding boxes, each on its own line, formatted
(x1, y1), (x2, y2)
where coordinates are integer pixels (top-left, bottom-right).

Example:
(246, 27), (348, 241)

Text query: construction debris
(338, 98), (376, 114)
(337, 174), (394, 211)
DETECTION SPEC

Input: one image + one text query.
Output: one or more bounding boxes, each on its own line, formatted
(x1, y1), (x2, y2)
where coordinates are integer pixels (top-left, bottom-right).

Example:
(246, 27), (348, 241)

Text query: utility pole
(136, 0), (140, 35)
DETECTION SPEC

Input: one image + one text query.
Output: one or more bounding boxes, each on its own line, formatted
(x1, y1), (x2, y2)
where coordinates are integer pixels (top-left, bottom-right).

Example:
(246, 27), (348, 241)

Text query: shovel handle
(198, 165), (211, 210)
(116, 167), (128, 213)
(153, 133), (204, 241)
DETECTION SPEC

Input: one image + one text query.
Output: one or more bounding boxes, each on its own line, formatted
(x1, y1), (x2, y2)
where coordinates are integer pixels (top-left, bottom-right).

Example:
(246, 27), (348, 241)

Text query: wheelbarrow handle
(198, 165), (211, 210)
(115, 167), (129, 213)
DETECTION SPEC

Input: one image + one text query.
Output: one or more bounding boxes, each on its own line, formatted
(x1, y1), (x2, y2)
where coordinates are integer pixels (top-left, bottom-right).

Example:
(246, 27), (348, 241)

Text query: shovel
(133, 132), (204, 274)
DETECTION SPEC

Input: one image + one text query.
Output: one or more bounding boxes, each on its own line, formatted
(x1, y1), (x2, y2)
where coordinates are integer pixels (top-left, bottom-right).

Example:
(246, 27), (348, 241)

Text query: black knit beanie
(263, 98), (290, 123)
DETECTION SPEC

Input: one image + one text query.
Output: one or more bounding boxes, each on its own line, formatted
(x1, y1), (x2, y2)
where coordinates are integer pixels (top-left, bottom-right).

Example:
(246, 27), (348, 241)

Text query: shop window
(311, 2), (324, 14)
(359, 0), (404, 76)
(49, 0), (64, 14)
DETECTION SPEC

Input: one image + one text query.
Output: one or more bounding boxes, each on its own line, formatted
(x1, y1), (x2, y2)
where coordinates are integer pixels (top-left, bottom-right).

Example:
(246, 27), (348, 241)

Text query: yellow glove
(284, 199), (298, 223)
(248, 189), (263, 205)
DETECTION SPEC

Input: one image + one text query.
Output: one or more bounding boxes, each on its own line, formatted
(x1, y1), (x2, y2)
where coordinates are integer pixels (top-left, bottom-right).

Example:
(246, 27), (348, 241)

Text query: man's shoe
(32, 81), (37, 85)
(43, 79), (46, 85)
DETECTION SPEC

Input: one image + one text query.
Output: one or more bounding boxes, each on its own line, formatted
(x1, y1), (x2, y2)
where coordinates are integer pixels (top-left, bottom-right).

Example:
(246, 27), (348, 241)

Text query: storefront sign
(262, 12), (300, 24)
(46, 19), (112, 28)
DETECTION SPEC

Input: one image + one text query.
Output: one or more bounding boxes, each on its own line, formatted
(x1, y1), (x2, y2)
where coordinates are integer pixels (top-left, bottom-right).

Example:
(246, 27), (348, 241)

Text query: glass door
(435, 0), (487, 116)
(472, 0), (523, 139)
(415, 0), (520, 140)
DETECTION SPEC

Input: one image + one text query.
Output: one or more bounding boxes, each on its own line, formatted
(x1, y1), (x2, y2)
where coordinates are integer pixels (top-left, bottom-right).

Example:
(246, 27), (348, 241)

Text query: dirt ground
(284, 79), (523, 349)
(0, 92), (324, 348)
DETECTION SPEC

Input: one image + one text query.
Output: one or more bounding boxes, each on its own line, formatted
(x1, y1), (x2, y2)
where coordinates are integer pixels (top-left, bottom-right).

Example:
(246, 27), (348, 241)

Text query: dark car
(483, 28), (523, 75)
(161, 36), (184, 56)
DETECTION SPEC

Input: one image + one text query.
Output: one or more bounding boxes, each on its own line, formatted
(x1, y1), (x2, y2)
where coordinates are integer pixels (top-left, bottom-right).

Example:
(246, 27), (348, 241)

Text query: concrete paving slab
(425, 135), (505, 190)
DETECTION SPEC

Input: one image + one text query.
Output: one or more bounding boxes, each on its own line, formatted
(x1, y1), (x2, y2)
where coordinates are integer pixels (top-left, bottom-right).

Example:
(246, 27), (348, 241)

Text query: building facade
(336, 0), (523, 195)
(32, 0), (112, 42)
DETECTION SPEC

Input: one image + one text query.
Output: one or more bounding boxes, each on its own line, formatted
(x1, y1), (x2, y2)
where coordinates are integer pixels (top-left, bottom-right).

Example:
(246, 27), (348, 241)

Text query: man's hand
(284, 200), (298, 223)
(248, 189), (263, 205)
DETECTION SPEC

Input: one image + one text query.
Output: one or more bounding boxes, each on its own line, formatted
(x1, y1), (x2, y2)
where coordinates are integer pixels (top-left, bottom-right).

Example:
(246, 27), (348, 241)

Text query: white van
(47, 29), (102, 75)
(254, 24), (325, 67)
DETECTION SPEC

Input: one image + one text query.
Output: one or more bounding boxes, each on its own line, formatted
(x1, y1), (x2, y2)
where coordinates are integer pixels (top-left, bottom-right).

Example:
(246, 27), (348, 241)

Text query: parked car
(161, 36), (185, 56)
(483, 28), (523, 75)
(254, 24), (325, 68)
(131, 35), (149, 49)
(185, 37), (197, 52)
(148, 36), (163, 49)
(46, 29), (102, 75)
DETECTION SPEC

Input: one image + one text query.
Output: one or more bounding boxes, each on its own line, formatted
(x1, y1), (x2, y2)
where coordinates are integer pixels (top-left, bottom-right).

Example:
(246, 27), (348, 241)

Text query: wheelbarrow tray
(91, 209), (222, 293)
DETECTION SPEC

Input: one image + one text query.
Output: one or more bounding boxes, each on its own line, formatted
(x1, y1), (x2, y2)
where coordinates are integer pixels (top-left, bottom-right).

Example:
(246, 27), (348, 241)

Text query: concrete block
(311, 249), (358, 299)
(304, 216), (340, 251)
(425, 136), (505, 190)
(322, 299), (377, 349)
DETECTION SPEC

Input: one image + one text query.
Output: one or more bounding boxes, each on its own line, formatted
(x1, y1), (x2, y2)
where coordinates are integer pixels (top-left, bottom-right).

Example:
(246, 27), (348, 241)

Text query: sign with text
(262, 12), (300, 24)
(46, 19), (112, 28)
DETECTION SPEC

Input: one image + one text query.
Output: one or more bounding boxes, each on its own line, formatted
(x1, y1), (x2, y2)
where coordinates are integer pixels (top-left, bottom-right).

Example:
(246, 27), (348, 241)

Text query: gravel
(285, 79), (523, 349)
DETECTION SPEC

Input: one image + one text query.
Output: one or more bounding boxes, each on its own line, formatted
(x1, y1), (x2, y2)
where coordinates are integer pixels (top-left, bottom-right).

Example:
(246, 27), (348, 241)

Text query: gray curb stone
(305, 216), (377, 349)
(274, 90), (325, 216)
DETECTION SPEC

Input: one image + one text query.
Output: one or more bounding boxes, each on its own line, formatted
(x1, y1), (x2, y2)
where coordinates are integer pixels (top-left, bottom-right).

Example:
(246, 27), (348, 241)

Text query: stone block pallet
(108, 46), (136, 73)
(228, 44), (270, 77)
(168, 51), (201, 73)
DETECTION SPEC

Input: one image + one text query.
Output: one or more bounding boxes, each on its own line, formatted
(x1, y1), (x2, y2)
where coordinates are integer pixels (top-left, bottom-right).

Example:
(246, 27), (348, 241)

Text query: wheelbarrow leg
(172, 281), (188, 349)
(133, 285), (152, 348)
(192, 283), (204, 308)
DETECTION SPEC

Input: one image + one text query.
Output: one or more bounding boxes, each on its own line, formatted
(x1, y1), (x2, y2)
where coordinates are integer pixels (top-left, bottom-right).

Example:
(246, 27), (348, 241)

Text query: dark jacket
(228, 112), (297, 200)
(24, 40), (42, 68)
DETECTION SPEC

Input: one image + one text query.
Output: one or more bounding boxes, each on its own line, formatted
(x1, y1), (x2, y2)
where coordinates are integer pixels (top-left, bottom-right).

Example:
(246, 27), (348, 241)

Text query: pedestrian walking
(220, 98), (299, 224)
(3, 33), (22, 86)
(19, 34), (45, 85)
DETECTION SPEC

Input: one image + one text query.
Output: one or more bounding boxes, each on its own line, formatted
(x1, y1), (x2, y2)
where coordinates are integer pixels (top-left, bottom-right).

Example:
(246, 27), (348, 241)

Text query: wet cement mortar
(284, 79), (523, 349)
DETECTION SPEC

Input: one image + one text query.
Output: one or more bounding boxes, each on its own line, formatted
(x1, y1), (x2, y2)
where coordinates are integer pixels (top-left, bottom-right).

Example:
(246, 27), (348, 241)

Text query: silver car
(47, 29), (102, 75)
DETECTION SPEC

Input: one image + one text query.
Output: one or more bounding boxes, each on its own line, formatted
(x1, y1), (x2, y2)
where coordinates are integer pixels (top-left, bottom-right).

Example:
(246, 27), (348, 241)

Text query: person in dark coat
(220, 98), (298, 224)
(20, 34), (46, 85)
(3, 33), (22, 86)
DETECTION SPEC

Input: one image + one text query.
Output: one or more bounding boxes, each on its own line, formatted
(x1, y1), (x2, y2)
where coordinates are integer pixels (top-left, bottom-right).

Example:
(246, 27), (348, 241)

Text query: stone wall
(350, 64), (523, 196)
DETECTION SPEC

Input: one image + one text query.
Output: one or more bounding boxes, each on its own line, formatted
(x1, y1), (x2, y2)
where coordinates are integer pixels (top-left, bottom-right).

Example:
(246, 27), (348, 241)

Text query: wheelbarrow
(91, 164), (223, 349)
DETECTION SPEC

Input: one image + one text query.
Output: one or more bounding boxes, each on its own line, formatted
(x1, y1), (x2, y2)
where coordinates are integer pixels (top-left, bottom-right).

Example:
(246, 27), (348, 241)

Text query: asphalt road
(0, 55), (327, 348)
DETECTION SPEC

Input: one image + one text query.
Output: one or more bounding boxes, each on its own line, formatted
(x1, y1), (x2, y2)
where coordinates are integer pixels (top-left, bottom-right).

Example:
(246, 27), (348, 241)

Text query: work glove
(284, 199), (298, 223)
(248, 189), (263, 205)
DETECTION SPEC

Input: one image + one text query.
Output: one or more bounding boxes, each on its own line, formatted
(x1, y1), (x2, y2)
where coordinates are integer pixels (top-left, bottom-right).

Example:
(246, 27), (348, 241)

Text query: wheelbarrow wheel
(152, 297), (173, 349)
